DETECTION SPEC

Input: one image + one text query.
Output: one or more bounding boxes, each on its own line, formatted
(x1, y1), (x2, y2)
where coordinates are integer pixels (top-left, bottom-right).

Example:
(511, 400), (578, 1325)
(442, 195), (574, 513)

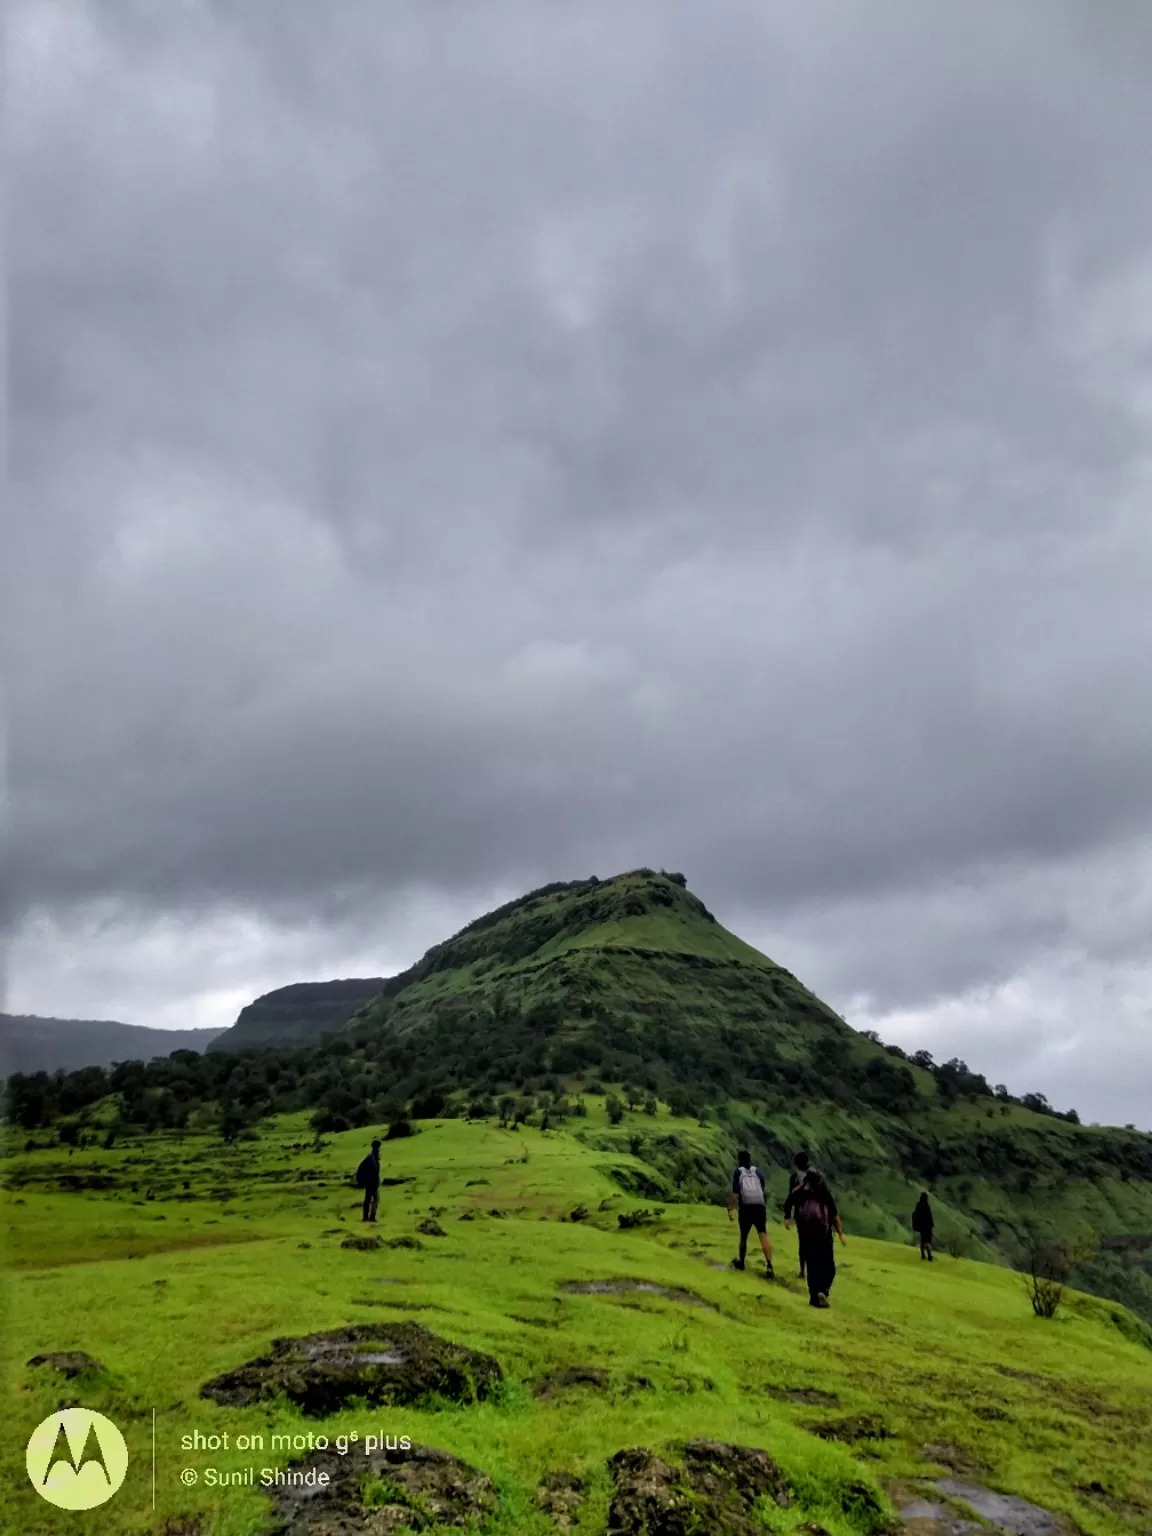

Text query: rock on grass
(532, 1366), (609, 1399)
(812, 1413), (891, 1442)
(607, 1441), (793, 1536)
(267, 1441), (496, 1534)
(532, 1471), (587, 1530)
(26, 1351), (105, 1378)
(200, 1323), (502, 1418)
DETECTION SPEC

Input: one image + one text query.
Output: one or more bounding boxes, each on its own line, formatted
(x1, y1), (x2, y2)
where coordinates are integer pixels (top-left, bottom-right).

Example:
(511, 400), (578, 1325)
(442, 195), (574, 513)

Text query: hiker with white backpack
(727, 1149), (775, 1278)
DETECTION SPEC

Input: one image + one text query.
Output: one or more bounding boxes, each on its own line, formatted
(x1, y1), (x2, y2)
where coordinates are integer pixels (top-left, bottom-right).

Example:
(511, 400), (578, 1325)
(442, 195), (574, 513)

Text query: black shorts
(738, 1203), (766, 1235)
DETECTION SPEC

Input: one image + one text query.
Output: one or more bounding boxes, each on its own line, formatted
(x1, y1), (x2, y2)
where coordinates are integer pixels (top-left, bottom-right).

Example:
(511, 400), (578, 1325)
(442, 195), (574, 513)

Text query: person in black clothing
(912, 1192), (934, 1260)
(784, 1151), (811, 1279)
(786, 1165), (846, 1307)
(727, 1149), (775, 1278)
(356, 1138), (382, 1222)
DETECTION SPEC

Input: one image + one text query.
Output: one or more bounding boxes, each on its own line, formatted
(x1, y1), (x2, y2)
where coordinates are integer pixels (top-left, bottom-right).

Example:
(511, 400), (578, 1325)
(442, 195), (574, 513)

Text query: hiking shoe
(815, 1292), (830, 1308)
(764, 1260), (775, 1280)
(731, 1258), (745, 1271)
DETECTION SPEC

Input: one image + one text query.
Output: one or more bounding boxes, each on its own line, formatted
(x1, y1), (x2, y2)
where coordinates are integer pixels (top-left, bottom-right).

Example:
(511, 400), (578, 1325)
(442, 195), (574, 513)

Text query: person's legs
(797, 1235), (808, 1279)
(808, 1235), (835, 1305)
(753, 1211), (774, 1276)
(363, 1185), (379, 1222)
(806, 1260), (822, 1305)
(736, 1206), (752, 1266)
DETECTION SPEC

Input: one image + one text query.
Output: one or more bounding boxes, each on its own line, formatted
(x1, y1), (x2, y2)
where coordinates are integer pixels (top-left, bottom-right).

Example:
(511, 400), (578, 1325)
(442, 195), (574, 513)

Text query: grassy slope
(3, 1109), (1151, 1536)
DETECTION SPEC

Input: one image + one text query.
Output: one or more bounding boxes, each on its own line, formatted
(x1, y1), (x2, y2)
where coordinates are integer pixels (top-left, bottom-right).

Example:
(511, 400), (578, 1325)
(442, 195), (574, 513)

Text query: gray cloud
(6, 0), (1152, 1126)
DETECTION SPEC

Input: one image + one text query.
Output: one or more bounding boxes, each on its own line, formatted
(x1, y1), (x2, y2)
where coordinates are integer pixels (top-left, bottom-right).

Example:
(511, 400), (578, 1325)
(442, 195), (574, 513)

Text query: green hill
(6, 869), (1152, 1328)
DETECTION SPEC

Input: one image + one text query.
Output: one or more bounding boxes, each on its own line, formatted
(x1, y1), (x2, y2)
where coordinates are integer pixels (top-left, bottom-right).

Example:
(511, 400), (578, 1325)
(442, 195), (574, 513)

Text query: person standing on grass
(356, 1138), (382, 1223)
(783, 1150), (811, 1279)
(912, 1192), (935, 1261)
(791, 1166), (846, 1308)
(727, 1149), (775, 1278)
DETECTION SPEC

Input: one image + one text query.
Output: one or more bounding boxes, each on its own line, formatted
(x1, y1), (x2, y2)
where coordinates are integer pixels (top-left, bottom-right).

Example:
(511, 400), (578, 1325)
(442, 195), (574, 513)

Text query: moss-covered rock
(532, 1471), (588, 1530)
(607, 1441), (793, 1536)
(26, 1350), (105, 1378)
(200, 1323), (502, 1418)
(267, 1442), (497, 1535)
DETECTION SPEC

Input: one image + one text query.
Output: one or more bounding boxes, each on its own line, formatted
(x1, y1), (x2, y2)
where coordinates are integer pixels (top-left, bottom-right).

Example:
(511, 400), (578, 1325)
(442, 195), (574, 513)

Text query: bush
(385, 1119), (414, 1141)
(1022, 1236), (1082, 1319)
(1028, 1256), (1066, 1318)
(309, 1108), (351, 1135)
(606, 1095), (625, 1125)
(569, 1205), (589, 1223)
(945, 1230), (974, 1259)
(618, 1207), (665, 1230)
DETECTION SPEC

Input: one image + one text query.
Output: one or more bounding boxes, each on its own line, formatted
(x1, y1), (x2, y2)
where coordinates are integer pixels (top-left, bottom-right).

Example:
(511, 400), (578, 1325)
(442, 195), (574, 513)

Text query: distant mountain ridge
(0, 1015), (225, 1077)
(208, 978), (387, 1053)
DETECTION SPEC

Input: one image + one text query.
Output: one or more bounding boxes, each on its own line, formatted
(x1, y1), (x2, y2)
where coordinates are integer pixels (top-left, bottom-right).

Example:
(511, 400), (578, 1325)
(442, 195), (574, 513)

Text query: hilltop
(0, 1013), (224, 1076)
(6, 869), (1152, 1326)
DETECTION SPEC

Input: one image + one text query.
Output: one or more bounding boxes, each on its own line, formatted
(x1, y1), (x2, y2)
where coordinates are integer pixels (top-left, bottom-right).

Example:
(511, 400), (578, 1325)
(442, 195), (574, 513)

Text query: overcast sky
(6, 0), (1151, 1128)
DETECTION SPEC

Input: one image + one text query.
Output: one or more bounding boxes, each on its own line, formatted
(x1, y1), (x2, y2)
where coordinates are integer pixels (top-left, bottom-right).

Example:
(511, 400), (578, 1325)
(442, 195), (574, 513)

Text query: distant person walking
(356, 1138), (382, 1223)
(784, 1151), (811, 1279)
(786, 1165), (845, 1308)
(912, 1192), (934, 1261)
(727, 1149), (775, 1279)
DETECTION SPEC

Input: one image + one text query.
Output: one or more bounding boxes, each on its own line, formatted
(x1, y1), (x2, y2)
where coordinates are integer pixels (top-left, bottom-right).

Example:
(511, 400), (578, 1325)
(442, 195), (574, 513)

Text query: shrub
(1022, 1235), (1091, 1320)
(618, 1207), (664, 1229)
(385, 1119), (414, 1141)
(945, 1230), (974, 1259)
(606, 1095), (625, 1125)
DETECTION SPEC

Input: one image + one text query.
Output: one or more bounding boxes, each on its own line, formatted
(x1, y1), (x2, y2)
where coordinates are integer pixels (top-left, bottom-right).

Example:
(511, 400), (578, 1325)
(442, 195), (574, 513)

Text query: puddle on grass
(935, 1479), (1066, 1536)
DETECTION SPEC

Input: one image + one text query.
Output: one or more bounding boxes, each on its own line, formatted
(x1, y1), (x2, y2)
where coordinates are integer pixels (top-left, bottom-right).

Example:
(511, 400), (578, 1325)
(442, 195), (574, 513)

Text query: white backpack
(738, 1166), (764, 1205)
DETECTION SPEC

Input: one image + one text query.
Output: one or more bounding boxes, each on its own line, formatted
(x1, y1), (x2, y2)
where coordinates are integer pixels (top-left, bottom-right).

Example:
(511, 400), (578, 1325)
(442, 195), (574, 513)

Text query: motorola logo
(26, 1408), (129, 1510)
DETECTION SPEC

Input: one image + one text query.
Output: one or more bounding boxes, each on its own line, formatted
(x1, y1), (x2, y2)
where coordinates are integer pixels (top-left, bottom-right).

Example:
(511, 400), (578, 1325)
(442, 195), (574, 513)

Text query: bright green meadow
(3, 1105), (1151, 1536)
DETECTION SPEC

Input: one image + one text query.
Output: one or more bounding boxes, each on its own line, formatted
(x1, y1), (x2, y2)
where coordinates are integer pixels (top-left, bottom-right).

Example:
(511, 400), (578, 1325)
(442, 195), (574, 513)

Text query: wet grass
(3, 1110), (1151, 1535)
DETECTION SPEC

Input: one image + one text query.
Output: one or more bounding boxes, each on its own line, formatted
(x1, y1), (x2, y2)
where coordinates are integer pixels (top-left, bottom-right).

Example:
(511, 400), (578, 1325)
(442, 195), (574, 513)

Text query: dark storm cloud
(6, 1), (1151, 1123)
